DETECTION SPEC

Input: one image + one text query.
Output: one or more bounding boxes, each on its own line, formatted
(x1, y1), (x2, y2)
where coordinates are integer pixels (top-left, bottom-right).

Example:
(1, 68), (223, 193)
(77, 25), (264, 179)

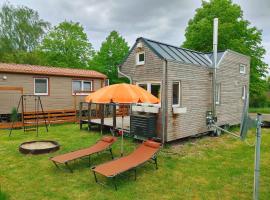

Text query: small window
(72, 80), (92, 95)
(240, 64), (246, 74)
(172, 81), (181, 107)
(136, 82), (161, 101)
(34, 78), (48, 95)
(105, 79), (110, 86)
(215, 83), (221, 105)
(138, 83), (147, 91)
(151, 83), (161, 99)
(136, 52), (145, 65)
(242, 85), (246, 100)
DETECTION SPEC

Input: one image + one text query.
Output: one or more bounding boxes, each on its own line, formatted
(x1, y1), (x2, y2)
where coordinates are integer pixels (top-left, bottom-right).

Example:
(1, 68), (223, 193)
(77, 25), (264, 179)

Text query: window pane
(242, 85), (246, 99)
(151, 84), (160, 99)
(139, 53), (144, 62)
(35, 79), (47, 94)
(83, 81), (91, 91)
(138, 84), (147, 91)
(173, 82), (180, 105)
(72, 81), (81, 93)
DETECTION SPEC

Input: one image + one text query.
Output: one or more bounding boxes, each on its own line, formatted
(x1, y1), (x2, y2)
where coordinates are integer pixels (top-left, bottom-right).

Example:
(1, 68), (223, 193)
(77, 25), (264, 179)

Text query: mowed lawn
(0, 124), (269, 200)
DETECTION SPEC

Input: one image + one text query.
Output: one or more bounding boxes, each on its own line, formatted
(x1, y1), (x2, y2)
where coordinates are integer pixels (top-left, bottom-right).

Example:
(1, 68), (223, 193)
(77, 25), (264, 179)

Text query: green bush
(10, 107), (18, 122)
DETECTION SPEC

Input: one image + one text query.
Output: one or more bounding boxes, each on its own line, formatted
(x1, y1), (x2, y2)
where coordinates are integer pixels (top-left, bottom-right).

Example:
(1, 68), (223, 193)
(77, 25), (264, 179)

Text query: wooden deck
(82, 116), (130, 131)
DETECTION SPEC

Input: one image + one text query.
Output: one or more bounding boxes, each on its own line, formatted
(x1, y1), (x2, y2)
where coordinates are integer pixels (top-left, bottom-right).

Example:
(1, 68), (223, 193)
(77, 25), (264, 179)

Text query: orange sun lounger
(91, 140), (161, 190)
(50, 136), (117, 173)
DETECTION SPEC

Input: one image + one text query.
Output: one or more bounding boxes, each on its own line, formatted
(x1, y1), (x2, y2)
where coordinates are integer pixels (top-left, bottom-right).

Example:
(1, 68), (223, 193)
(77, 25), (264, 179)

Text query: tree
(89, 31), (129, 83)
(0, 3), (50, 53)
(40, 21), (94, 68)
(182, 0), (268, 103)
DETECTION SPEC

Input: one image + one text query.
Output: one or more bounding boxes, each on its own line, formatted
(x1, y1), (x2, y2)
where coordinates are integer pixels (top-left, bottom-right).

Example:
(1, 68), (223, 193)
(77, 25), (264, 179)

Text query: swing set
(9, 95), (48, 137)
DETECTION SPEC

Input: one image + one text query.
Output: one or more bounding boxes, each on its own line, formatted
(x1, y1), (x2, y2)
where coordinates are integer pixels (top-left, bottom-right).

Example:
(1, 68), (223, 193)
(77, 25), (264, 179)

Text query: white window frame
(242, 85), (246, 100)
(136, 81), (161, 105)
(34, 78), (48, 95)
(216, 83), (221, 105)
(72, 80), (93, 95)
(136, 51), (145, 65)
(172, 81), (181, 107)
(239, 64), (246, 74)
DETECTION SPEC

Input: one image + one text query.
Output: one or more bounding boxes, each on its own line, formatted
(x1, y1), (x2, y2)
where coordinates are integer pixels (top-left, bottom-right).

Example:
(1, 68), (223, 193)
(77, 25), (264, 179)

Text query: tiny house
(0, 63), (106, 120)
(119, 37), (250, 142)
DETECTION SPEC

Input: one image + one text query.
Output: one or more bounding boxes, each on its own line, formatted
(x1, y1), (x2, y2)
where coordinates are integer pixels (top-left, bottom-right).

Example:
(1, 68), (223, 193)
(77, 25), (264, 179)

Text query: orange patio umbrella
(85, 83), (159, 104)
(85, 83), (160, 155)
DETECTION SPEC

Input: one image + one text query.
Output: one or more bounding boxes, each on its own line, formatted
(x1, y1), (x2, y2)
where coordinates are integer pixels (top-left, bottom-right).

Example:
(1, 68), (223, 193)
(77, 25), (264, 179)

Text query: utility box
(130, 113), (157, 140)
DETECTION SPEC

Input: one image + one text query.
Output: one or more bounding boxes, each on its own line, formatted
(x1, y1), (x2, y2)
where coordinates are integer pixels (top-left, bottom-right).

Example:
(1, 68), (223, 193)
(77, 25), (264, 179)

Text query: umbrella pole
(121, 115), (124, 156)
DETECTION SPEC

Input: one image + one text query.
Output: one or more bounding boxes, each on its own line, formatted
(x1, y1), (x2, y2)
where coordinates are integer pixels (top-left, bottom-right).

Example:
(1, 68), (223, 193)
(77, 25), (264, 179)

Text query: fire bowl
(19, 140), (60, 155)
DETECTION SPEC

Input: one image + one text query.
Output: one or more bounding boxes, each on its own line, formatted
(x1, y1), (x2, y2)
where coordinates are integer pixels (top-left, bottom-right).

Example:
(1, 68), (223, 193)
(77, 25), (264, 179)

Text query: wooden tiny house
(119, 37), (250, 142)
(0, 63), (106, 125)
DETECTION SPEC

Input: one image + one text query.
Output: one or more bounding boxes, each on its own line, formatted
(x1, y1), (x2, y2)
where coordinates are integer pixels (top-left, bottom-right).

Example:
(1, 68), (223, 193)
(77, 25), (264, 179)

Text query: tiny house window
(138, 83), (147, 91)
(242, 85), (246, 100)
(239, 64), (246, 74)
(215, 83), (221, 105)
(137, 82), (161, 100)
(136, 52), (145, 65)
(172, 81), (181, 107)
(34, 78), (48, 95)
(72, 80), (92, 95)
(151, 83), (161, 99)
(105, 79), (110, 86)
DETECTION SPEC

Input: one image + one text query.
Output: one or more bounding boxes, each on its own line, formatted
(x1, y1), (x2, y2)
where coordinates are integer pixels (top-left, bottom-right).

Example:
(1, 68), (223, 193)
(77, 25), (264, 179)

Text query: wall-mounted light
(2, 75), (7, 80)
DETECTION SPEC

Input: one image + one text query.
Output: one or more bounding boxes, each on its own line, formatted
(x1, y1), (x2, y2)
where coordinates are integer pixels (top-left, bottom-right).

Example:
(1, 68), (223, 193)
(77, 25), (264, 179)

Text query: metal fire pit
(19, 140), (60, 155)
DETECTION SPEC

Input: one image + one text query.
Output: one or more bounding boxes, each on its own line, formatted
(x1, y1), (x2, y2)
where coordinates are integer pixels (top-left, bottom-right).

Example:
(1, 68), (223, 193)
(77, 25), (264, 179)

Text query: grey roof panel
(142, 37), (212, 67)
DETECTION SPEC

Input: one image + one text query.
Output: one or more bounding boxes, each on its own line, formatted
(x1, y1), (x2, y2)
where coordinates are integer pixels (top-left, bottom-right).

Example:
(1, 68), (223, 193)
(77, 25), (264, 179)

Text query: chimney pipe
(212, 18), (218, 120)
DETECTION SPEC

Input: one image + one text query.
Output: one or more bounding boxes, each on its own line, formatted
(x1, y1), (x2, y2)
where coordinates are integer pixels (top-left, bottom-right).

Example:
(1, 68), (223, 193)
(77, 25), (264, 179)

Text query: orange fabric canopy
(85, 83), (160, 104)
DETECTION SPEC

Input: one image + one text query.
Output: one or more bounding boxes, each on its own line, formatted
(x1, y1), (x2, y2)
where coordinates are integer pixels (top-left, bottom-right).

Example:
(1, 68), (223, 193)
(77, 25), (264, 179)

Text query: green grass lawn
(249, 107), (270, 114)
(0, 124), (270, 200)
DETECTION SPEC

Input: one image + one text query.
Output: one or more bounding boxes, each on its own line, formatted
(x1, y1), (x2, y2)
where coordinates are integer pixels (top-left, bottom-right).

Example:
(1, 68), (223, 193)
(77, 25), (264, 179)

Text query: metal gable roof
(141, 38), (212, 67)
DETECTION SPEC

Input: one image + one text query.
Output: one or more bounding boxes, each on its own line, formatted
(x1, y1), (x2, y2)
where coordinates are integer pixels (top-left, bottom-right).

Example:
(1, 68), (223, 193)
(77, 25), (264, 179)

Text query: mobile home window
(72, 80), (92, 95)
(239, 64), (246, 74)
(215, 83), (221, 105)
(136, 52), (145, 65)
(172, 81), (181, 106)
(34, 78), (48, 95)
(242, 85), (246, 100)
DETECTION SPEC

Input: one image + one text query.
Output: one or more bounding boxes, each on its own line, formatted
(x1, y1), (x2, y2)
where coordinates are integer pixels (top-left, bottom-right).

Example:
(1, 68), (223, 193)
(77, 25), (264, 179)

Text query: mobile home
(0, 63), (106, 121)
(119, 37), (250, 142)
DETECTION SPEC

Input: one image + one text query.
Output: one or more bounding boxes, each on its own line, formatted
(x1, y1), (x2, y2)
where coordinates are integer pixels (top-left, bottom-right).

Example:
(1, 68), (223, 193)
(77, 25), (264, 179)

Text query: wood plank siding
(215, 51), (250, 126)
(166, 61), (212, 141)
(0, 73), (103, 114)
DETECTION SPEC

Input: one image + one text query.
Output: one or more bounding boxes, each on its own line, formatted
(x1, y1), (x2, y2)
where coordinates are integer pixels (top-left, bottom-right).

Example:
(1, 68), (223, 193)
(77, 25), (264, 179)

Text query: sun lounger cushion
(92, 140), (161, 177)
(144, 140), (161, 148)
(102, 136), (114, 143)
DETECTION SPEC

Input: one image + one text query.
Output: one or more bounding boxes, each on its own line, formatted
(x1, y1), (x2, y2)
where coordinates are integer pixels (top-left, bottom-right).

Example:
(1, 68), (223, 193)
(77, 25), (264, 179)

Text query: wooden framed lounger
(91, 140), (161, 190)
(50, 136), (117, 173)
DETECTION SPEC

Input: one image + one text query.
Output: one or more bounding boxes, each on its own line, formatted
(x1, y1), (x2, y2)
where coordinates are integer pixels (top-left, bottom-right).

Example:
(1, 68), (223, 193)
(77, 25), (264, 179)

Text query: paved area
(249, 113), (270, 121)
